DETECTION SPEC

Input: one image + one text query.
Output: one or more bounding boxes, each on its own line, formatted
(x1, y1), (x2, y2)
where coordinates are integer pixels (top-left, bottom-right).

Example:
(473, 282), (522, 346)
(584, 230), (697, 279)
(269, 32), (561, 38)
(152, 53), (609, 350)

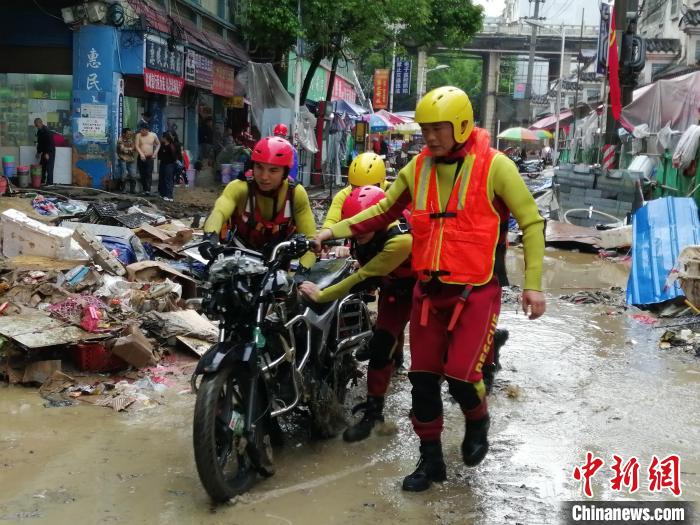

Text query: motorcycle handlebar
(268, 238), (341, 262)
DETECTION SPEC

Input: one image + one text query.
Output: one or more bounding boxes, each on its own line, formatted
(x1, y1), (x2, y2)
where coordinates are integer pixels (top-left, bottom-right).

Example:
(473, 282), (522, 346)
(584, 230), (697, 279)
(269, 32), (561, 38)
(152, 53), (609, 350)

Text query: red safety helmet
(273, 123), (289, 137)
(251, 136), (294, 168)
(341, 185), (385, 220)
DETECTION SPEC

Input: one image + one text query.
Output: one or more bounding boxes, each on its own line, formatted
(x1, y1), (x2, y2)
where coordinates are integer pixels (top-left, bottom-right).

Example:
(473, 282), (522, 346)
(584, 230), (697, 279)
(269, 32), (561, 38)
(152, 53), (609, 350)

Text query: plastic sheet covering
(626, 197), (700, 305)
(578, 112), (599, 150)
(671, 125), (700, 170)
(622, 72), (700, 134)
(246, 62), (318, 153)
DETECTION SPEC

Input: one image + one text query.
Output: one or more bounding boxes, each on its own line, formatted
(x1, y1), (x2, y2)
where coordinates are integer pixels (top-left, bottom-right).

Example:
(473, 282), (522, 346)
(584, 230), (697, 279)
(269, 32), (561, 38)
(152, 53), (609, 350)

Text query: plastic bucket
(0, 176), (7, 195)
(16, 165), (30, 188)
(2, 155), (14, 164)
(3, 162), (14, 177)
(31, 174), (42, 188)
(186, 168), (196, 188)
(231, 161), (245, 180)
(31, 164), (42, 177)
(220, 164), (233, 184)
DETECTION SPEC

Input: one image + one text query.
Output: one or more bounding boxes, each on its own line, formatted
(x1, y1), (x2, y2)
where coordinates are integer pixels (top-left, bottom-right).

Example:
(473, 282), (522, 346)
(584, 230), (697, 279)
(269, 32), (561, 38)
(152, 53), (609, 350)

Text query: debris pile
(0, 192), (215, 411)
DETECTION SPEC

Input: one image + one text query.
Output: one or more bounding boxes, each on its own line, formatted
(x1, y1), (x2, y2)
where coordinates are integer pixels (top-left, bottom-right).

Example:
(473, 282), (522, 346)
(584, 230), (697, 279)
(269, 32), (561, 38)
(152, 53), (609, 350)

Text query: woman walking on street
(158, 131), (180, 202)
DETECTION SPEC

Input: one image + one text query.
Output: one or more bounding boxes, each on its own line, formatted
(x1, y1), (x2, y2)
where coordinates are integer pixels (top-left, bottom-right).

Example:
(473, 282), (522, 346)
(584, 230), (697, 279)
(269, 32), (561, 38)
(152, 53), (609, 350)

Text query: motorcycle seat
(305, 258), (352, 290)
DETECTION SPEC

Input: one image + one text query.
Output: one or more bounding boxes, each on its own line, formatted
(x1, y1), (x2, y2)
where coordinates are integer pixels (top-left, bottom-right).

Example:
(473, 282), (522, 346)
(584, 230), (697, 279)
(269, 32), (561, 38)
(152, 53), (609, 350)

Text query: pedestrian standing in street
(135, 123), (160, 196)
(157, 131), (180, 202)
(273, 123), (299, 181)
(300, 185), (414, 442)
(314, 86), (546, 492)
(34, 118), (55, 185)
(116, 128), (137, 193)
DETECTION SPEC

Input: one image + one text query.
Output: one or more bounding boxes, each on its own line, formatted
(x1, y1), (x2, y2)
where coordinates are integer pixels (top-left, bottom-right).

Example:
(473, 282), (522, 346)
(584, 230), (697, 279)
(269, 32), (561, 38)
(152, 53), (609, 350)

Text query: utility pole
(524, 0), (543, 123)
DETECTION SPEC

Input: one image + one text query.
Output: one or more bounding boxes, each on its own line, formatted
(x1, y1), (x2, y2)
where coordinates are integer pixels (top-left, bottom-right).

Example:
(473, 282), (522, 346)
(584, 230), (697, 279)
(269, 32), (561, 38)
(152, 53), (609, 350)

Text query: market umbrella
(367, 113), (394, 132)
(497, 127), (540, 142)
(531, 129), (553, 140)
(376, 109), (411, 125)
(395, 121), (421, 134)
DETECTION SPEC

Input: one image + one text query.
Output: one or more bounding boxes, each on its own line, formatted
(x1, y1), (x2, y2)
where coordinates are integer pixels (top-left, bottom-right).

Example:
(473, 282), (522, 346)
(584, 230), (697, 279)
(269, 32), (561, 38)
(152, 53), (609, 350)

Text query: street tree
(240, 0), (484, 104)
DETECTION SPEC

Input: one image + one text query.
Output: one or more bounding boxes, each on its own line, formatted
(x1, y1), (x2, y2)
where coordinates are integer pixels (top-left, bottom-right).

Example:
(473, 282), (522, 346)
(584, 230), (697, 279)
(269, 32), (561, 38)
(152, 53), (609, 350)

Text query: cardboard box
(126, 260), (197, 299)
(110, 325), (156, 369)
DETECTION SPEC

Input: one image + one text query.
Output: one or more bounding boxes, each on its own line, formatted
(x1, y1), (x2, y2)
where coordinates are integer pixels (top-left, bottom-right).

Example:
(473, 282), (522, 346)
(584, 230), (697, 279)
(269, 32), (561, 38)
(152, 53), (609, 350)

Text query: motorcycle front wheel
(193, 367), (274, 502)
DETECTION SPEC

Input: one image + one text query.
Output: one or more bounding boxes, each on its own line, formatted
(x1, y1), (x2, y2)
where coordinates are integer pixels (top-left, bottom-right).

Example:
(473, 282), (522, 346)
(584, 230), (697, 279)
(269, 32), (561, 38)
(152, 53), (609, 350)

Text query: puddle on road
(0, 251), (697, 524)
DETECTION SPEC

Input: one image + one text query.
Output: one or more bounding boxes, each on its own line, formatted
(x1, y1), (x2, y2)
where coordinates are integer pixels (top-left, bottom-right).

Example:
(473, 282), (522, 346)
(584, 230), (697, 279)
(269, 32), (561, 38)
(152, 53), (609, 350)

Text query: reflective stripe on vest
(410, 128), (500, 286)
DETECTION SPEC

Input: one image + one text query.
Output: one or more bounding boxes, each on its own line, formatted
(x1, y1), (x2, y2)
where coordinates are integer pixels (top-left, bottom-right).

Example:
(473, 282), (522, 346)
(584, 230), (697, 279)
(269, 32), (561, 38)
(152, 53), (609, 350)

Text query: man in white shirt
(134, 123), (160, 195)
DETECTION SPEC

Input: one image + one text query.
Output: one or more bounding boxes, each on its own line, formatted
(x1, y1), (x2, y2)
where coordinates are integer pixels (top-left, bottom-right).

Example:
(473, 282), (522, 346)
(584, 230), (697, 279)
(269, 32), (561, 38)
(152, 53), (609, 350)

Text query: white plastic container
(1, 209), (74, 258)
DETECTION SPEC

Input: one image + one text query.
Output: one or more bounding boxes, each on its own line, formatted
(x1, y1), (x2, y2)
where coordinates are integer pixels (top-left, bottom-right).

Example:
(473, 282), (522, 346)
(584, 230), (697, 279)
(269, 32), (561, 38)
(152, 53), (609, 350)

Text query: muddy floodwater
(1, 250), (698, 524)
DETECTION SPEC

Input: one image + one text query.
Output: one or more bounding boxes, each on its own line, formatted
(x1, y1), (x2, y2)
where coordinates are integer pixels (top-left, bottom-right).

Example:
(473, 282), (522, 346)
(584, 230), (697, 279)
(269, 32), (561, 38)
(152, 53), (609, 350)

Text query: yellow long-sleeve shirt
(322, 185), (353, 229)
(316, 231), (412, 303)
(203, 179), (317, 268)
(321, 180), (390, 229)
(328, 152), (545, 291)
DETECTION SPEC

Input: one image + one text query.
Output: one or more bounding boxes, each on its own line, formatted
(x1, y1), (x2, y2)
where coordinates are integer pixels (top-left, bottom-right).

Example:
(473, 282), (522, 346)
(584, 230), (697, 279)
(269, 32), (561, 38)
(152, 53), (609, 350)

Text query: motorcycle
(508, 154), (544, 179)
(191, 235), (374, 502)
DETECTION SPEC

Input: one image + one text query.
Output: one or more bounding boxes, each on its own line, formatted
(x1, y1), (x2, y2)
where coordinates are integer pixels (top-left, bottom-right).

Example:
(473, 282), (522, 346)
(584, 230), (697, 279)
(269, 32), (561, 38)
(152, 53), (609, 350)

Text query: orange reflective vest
(411, 128), (501, 286)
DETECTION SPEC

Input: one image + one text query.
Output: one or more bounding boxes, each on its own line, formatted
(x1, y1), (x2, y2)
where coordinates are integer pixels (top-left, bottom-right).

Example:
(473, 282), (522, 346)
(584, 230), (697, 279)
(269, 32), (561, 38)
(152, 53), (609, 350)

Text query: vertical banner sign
(194, 54), (213, 91)
(608, 9), (622, 120)
(393, 58), (412, 95)
(117, 77), (124, 137)
(185, 50), (196, 84)
(597, 3), (611, 75)
(373, 69), (390, 109)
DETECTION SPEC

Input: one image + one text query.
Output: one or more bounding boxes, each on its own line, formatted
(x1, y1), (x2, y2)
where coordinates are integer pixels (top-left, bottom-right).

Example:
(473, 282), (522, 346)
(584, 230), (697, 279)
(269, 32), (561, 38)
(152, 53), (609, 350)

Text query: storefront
(0, 74), (72, 147)
(0, 4), (74, 181)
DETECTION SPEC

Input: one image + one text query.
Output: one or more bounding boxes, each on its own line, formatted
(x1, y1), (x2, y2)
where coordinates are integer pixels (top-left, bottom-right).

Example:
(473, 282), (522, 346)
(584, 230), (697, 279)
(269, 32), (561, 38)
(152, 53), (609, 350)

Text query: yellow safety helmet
(348, 152), (386, 187)
(415, 86), (474, 144)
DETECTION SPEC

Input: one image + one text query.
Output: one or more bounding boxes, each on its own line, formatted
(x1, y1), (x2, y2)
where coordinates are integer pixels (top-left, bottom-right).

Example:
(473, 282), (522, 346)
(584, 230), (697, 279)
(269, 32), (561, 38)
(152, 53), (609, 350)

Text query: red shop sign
(373, 69), (390, 110)
(212, 61), (235, 97)
(144, 68), (185, 97)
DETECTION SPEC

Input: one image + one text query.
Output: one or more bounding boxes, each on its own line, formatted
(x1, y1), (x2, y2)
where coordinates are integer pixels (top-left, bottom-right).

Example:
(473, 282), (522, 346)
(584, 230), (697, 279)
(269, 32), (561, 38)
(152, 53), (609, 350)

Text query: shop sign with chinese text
(144, 68), (185, 97)
(146, 38), (184, 77)
(212, 61), (235, 97)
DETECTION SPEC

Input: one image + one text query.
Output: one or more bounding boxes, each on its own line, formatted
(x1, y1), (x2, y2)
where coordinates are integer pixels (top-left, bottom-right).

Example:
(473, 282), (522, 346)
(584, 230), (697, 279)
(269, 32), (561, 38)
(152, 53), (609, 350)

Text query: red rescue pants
(366, 278), (414, 398)
(408, 279), (501, 441)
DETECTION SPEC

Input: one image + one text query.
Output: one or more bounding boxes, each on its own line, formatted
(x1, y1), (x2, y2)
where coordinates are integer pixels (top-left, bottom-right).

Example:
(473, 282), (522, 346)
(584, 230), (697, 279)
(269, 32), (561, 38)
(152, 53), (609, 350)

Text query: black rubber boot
(493, 329), (509, 371)
(483, 363), (497, 395)
(462, 416), (490, 467)
(343, 396), (384, 442)
(402, 441), (447, 492)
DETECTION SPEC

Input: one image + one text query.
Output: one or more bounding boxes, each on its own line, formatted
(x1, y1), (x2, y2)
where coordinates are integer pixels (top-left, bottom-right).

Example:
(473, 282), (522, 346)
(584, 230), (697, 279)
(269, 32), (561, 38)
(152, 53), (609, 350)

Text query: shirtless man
(135, 123), (160, 195)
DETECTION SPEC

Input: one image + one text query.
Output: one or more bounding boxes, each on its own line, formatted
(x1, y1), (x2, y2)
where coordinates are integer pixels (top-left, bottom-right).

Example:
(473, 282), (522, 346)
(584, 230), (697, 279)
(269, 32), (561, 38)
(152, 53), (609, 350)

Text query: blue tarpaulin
(626, 197), (700, 305)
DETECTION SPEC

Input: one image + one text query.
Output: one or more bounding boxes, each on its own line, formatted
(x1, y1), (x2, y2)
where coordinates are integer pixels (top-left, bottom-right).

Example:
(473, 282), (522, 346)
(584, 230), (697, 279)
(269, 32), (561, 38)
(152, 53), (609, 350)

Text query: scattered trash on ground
(0, 190), (205, 410)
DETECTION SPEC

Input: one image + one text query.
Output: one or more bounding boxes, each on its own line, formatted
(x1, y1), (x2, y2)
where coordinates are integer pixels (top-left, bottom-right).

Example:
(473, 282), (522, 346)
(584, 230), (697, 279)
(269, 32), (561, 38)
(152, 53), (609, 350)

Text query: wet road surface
(1, 251), (698, 524)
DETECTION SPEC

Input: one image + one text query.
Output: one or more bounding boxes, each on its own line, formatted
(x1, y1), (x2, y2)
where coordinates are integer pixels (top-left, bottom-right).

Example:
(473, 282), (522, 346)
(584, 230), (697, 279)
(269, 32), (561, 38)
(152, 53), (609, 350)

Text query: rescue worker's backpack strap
(245, 179), (257, 230)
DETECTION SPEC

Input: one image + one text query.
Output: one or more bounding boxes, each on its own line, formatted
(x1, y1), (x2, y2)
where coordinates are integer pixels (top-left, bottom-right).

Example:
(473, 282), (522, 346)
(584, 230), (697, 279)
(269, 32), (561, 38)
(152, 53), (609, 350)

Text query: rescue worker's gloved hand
(198, 232), (221, 260)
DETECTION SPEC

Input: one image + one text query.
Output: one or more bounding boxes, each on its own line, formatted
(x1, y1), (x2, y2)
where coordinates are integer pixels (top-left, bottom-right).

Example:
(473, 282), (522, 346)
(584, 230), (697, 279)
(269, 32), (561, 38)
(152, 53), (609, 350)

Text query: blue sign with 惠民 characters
(393, 57), (412, 95)
(73, 24), (115, 96)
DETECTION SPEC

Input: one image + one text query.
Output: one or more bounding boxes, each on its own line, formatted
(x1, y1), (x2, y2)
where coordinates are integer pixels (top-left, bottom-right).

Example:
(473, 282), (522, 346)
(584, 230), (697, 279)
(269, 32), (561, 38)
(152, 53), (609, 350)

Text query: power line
(31, 0), (64, 21)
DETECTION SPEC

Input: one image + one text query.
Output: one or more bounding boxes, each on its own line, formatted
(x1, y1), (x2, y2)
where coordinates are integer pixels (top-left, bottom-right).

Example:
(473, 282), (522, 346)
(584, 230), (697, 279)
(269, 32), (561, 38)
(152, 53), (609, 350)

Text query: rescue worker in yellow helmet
(321, 152), (387, 229)
(314, 86), (546, 491)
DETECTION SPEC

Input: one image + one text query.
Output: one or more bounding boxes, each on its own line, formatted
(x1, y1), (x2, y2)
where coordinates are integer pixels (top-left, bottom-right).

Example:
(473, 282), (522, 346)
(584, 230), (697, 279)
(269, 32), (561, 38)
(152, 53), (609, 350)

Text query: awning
(332, 99), (368, 118)
(529, 110), (573, 130)
(126, 0), (248, 68)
